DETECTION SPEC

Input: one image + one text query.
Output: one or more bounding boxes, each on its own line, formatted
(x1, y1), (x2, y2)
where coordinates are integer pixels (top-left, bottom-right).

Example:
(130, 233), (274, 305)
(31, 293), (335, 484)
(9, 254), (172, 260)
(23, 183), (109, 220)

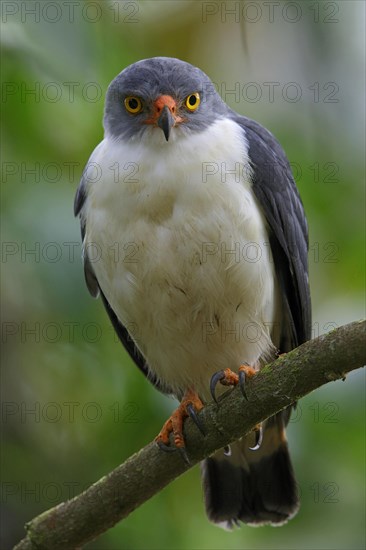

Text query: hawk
(74, 57), (311, 528)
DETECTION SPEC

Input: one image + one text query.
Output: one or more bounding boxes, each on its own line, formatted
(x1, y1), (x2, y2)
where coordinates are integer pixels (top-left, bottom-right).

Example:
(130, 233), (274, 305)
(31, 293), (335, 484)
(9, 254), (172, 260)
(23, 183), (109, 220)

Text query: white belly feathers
(82, 118), (278, 399)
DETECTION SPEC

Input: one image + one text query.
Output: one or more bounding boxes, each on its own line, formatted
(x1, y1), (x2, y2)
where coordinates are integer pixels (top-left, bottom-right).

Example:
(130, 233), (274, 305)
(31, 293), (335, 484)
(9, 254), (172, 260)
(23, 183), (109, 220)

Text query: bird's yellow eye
(124, 96), (143, 114)
(185, 93), (200, 111)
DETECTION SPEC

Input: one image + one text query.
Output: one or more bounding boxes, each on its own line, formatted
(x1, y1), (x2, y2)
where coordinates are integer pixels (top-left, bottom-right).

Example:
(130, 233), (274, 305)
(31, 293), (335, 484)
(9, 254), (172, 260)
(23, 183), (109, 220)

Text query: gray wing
(203, 114), (311, 529)
(231, 113), (311, 349)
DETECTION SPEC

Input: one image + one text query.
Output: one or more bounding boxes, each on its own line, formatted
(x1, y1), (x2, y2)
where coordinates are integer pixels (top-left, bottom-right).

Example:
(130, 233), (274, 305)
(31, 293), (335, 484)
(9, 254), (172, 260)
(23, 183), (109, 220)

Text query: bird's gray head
(103, 57), (228, 143)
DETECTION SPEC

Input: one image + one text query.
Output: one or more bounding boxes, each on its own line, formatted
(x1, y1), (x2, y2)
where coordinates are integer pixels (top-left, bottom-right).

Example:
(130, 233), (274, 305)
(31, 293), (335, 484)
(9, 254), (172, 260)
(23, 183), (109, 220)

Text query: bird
(74, 57), (311, 528)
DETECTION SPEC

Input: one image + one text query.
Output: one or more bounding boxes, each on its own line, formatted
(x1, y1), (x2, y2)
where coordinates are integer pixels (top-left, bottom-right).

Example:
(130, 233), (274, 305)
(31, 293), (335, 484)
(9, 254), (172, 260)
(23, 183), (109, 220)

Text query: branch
(14, 320), (365, 550)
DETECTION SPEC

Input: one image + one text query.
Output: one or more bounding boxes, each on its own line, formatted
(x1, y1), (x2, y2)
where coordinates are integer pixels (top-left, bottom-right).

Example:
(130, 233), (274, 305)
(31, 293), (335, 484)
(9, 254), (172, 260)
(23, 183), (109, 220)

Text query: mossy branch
(14, 320), (366, 550)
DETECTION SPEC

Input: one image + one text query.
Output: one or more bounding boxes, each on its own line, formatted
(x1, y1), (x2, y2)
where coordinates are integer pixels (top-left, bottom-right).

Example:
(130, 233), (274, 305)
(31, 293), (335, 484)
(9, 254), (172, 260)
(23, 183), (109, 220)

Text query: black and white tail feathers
(201, 411), (299, 528)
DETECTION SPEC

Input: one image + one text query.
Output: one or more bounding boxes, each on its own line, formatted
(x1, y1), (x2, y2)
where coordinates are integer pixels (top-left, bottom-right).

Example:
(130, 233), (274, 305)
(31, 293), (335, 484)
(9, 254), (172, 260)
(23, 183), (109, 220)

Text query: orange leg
(155, 388), (204, 451)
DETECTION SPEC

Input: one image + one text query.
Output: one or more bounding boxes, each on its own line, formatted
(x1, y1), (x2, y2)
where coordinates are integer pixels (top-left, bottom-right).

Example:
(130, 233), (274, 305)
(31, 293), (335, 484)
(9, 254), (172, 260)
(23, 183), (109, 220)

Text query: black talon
(249, 425), (263, 451)
(178, 446), (191, 465)
(157, 440), (176, 453)
(223, 445), (231, 457)
(187, 403), (206, 436)
(210, 370), (225, 403)
(239, 369), (249, 400)
(157, 440), (191, 465)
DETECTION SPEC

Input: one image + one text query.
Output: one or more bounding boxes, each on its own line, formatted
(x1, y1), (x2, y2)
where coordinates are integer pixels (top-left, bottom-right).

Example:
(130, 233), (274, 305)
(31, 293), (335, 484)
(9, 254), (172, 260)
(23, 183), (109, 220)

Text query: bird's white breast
(82, 118), (278, 399)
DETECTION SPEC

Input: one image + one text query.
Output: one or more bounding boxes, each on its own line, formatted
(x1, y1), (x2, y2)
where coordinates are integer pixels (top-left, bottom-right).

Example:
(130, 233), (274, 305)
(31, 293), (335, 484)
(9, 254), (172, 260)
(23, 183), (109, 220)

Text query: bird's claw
(156, 440), (177, 453)
(178, 446), (190, 465)
(156, 440), (191, 464)
(210, 370), (226, 403)
(249, 424), (263, 451)
(210, 364), (256, 404)
(223, 445), (232, 457)
(187, 403), (206, 436)
(238, 368), (248, 400)
(155, 388), (204, 465)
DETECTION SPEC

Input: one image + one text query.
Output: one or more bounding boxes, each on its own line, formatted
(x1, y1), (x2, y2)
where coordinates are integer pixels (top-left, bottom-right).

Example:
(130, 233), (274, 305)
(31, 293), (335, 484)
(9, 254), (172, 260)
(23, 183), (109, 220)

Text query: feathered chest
(82, 118), (277, 396)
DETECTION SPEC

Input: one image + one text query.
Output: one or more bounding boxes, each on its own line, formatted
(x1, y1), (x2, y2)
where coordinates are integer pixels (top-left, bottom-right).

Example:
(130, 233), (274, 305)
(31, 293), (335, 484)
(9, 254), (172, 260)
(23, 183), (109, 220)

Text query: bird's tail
(201, 411), (299, 528)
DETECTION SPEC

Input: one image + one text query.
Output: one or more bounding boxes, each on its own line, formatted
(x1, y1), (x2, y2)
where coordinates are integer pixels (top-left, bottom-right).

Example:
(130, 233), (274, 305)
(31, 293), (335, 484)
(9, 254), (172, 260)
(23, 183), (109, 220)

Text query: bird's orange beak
(145, 95), (184, 141)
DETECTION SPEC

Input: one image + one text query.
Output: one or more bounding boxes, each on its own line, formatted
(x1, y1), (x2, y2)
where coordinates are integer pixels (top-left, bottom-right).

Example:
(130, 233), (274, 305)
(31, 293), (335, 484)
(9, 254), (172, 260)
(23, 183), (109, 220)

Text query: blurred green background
(1, 1), (365, 549)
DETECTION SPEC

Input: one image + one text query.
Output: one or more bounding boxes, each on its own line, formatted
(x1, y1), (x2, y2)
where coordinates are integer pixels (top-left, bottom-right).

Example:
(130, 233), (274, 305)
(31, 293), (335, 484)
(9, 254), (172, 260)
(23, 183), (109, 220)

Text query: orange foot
(155, 388), (205, 462)
(210, 363), (256, 403)
(210, 364), (263, 450)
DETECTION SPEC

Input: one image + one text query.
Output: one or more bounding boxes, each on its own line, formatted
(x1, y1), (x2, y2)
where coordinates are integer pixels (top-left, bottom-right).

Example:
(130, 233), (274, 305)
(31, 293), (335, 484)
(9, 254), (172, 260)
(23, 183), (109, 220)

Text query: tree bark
(14, 320), (366, 550)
